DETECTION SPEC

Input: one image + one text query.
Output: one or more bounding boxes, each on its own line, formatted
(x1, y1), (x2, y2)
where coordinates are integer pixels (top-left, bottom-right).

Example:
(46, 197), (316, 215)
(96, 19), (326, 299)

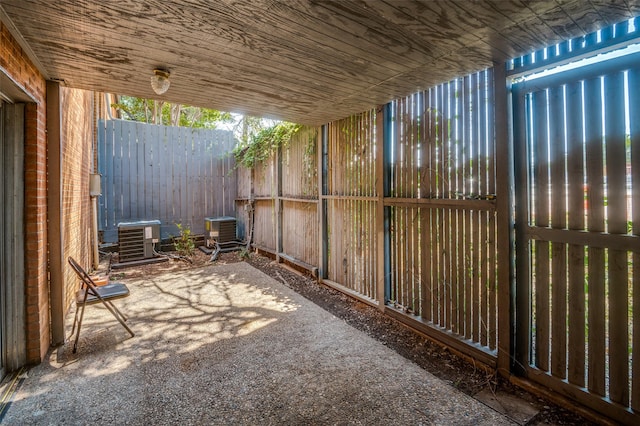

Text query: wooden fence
(238, 126), (320, 269)
(239, 28), (640, 422)
(325, 113), (377, 301)
(387, 75), (498, 352)
(98, 119), (237, 242)
(513, 51), (640, 423)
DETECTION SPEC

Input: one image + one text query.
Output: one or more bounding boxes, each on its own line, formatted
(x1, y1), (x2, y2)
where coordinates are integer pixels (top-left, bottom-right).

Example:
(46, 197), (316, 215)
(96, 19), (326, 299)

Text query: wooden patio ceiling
(1, 0), (638, 125)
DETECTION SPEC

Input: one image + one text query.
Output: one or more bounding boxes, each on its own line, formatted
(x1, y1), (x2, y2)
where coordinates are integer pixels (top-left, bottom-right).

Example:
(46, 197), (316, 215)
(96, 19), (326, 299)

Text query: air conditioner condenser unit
(204, 216), (236, 248)
(118, 220), (161, 262)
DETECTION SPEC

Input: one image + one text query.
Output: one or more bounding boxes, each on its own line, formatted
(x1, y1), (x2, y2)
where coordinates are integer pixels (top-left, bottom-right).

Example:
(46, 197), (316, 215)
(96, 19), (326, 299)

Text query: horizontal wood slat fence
(98, 119), (237, 242)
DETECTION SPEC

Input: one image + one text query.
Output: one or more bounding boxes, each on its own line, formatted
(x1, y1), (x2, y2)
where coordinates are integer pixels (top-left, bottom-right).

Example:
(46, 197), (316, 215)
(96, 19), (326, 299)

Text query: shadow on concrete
(3, 263), (514, 425)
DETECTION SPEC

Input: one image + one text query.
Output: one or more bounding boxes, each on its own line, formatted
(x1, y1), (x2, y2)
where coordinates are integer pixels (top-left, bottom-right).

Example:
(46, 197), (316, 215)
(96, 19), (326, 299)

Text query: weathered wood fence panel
(235, 21), (640, 423)
(237, 163), (252, 199)
(282, 200), (318, 267)
(325, 112), (377, 300)
(280, 128), (319, 267)
(253, 154), (276, 198)
(98, 119), (237, 242)
(252, 200), (276, 251)
(251, 155), (277, 252)
(282, 127), (318, 199)
(239, 128), (320, 265)
(513, 48), (640, 423)
(387, 72), (498, 353)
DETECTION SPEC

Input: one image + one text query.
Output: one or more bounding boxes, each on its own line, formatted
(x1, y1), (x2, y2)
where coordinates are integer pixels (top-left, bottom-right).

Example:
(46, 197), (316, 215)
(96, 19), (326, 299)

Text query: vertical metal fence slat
(150, 124), (160, 221)
(412, 98), (420, 312)
(461, 78), (471, 339)
(403, 102), (410, 308)
(450, 84), (458, 331)
(118, 120), (128, 220)
(471, 75), (481, 343)
(466, 75), (477, 340)
(97, 120), (106, 233)
(513, 84), (531, 373)
(128, 121), (138, 220)
(431, 90), (439, 320)
(104, 120), (115, 235)
(136, 122), (146, 220)
(454, 80), (464, 335)
(440, 85), (449, 327)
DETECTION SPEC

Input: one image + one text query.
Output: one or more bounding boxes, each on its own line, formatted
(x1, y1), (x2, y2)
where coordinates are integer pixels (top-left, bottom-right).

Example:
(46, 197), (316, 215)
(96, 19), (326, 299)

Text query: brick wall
(60, 87), (94, 311)
(2, 21), (97, 364)
(1, 21), (49, 364)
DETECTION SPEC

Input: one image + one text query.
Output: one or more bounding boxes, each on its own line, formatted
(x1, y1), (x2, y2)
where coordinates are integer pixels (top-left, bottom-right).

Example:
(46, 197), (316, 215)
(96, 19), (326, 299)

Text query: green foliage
(111, 95), (233, 128)
(173, 223), (195, 257)
(302, 129), (318, 195)
(237, 247), (251, 260)
(233, 121), (302, 168)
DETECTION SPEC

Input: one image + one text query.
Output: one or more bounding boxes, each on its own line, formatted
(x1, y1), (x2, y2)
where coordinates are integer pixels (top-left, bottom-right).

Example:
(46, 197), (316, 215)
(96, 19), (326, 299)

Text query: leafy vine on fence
(233, 121), (302, 168)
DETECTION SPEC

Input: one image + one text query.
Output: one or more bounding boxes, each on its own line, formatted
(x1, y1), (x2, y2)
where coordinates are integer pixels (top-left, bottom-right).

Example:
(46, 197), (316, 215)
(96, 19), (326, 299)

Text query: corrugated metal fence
(98, 119), (237, 242)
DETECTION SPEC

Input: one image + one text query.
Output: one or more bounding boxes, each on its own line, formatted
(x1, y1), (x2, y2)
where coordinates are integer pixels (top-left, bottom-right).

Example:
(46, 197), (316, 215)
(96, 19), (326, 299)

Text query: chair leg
(73, 301), (87, 354)
(70, 301), (81, 337)
(100, 300), (135, 337)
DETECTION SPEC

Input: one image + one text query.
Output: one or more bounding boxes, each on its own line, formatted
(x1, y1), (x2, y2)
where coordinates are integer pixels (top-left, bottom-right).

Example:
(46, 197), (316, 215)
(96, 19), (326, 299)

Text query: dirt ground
(107, 248), (596, 425)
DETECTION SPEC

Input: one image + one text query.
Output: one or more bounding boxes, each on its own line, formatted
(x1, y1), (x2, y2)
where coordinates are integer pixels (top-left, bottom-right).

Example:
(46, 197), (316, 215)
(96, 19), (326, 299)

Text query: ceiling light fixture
(150, 68), (170, 95)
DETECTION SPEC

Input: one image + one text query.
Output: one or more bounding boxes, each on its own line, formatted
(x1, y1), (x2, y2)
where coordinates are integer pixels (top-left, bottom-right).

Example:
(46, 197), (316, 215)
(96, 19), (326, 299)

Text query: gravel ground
(3, 260), (515, 425)
(243, 254), (596, 426)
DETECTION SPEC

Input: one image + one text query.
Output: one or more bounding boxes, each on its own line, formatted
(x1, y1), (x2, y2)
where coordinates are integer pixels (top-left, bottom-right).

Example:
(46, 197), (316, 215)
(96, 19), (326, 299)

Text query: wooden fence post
(276, 143), (283, 259)
(494, 62), (514, 377)
(376, 105), (388, 310)
(318, 125), (327, 279)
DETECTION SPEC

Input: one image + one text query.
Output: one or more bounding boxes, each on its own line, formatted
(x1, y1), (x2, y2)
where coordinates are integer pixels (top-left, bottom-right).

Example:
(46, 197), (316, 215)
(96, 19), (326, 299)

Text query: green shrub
(174, 223), (195, 257)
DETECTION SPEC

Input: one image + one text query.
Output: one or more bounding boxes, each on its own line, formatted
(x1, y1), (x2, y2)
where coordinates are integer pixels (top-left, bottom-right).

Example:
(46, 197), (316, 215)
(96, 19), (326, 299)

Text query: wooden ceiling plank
(559, 1), (608, 35)
(6, 0), (400, 91)
(380, 0), (483, 46)
(4, 9), (381, 95)
(217, 0), (417, 73)
(625, 0), (640, 16)
(1, 0), (629, 126)
(588, 0), (633, 27)
(535, 5), (583, 41)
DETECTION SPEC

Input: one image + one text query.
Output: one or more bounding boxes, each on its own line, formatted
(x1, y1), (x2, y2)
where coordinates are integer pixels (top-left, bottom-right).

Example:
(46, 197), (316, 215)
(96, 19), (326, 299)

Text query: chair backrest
(68, 257), (99, 293)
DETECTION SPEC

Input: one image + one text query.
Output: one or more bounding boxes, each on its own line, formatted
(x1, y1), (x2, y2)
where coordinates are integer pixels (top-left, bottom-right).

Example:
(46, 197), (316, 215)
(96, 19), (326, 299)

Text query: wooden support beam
(276, 145), (283, 257)
(375, 105), (386, 310)
(46, 81), (65, 346)
(493, 63), (514, 377)
(511, 72), (530, 376)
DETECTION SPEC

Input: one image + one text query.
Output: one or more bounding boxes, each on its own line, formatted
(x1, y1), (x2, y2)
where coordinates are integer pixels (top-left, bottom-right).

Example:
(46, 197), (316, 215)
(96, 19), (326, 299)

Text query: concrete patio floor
(3, 262), (514, 425)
